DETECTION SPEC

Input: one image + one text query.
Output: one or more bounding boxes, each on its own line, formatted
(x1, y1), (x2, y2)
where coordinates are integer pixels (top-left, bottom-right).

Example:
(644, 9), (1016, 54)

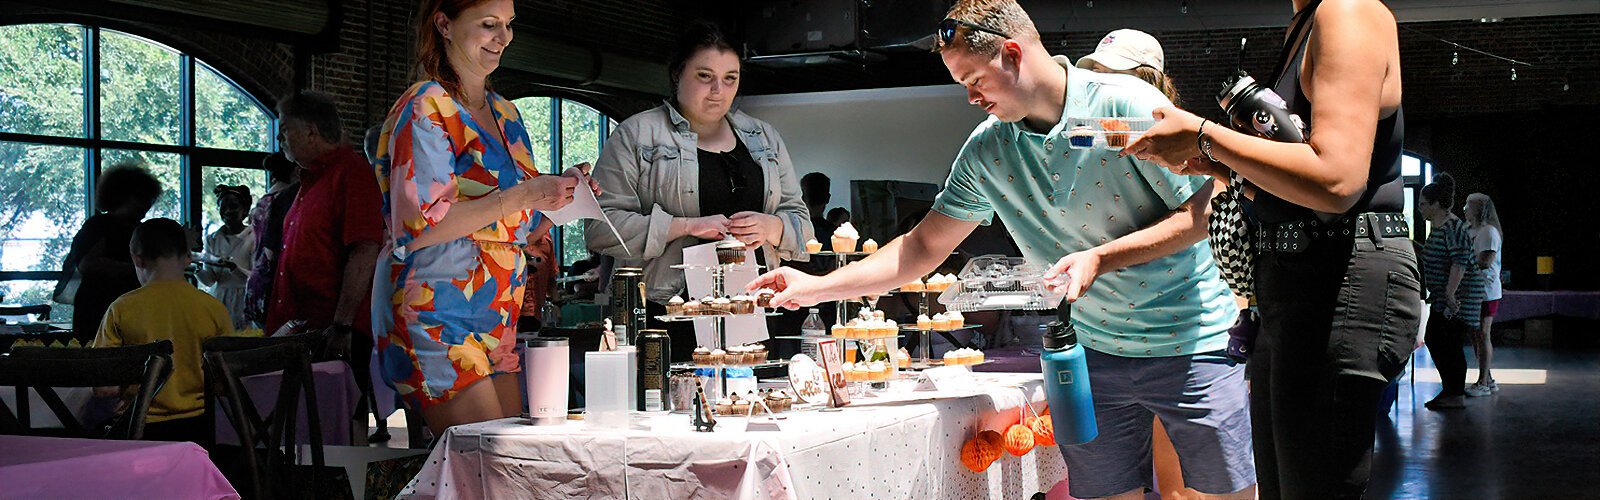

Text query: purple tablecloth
(215, 360), (361, 446)
(0, 435), (239, 499)
(1496, 290), (1600, 323)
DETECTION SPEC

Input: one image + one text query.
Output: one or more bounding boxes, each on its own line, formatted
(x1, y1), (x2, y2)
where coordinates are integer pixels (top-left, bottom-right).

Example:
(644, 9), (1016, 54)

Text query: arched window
(0, 23), (275, 315)
(511, 96), (616, 268)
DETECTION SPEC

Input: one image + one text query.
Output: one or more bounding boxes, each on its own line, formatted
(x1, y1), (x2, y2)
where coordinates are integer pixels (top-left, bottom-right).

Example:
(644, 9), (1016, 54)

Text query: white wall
(738, 85), (990, 211)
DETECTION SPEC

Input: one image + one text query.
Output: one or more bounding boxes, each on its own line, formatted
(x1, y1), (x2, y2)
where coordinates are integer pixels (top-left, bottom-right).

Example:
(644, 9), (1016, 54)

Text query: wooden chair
(0, 340), (174, 439)
(202, 337), (329, 499)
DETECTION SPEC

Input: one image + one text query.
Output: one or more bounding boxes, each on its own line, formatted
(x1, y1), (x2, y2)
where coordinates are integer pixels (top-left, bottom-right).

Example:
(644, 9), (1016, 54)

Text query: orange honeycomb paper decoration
(961, 430), (1004, 472)
(1004, 423), (1035, 456)
(1031, 415), (1057, 447)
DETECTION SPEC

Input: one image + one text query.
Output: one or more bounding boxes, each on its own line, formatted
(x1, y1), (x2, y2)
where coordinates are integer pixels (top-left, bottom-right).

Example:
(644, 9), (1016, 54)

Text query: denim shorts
(1059, 348), (1256, 497)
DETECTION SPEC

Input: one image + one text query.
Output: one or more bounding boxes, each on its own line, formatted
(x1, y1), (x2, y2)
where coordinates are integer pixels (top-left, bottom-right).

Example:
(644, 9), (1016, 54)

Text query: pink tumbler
(523, 338), (569, 425)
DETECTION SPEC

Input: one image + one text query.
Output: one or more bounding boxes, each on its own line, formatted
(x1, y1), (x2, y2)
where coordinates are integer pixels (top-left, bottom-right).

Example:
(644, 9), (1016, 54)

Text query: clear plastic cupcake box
(936, 255), (1066, 312)
(1063, 117), (1154, 150)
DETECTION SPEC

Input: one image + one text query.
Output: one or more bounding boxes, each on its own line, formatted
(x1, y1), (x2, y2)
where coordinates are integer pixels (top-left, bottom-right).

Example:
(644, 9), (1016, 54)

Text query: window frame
(512, 95), (613, 270)
(0, 23), (275, 283)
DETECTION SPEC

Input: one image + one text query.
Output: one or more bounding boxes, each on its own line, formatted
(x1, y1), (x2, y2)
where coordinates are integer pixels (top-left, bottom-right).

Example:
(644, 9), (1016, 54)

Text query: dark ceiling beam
(3, 0), (339, 50)
(1027, 0), (1600, 33)
(499, 34), (671, 97)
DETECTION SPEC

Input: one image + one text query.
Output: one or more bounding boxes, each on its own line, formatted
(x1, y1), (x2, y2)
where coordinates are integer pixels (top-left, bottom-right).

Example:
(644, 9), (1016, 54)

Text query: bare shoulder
(1314, 0), (1397, 34)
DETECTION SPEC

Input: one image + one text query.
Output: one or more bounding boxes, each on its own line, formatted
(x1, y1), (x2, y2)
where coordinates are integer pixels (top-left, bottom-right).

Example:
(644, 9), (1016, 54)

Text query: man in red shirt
(267, 90), (383, 361)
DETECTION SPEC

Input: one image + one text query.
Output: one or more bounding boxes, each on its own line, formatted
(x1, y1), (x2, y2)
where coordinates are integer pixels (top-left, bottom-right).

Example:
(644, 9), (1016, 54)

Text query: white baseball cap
(1076, 29), (1165, 73)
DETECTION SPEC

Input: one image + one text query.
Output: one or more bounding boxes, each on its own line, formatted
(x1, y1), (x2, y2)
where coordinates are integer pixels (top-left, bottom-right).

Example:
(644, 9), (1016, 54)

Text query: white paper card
(917, 365), (977, 393)
(543, 174), (629, 256)
(744, 417), (783, 432)
(683, 241), (766, 346)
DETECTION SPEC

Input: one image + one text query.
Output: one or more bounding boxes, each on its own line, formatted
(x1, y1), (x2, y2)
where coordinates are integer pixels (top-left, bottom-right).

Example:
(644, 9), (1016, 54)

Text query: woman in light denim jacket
(588, 22), (812, 357)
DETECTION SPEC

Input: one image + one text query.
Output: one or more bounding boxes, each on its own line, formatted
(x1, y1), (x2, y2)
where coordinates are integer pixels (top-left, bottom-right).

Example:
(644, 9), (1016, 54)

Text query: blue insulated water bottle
(1040, 305), (1097, 445)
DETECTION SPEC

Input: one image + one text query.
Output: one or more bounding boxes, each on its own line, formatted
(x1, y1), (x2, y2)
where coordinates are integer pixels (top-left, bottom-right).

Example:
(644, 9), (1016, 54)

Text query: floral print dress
(372, 81), (544, 409)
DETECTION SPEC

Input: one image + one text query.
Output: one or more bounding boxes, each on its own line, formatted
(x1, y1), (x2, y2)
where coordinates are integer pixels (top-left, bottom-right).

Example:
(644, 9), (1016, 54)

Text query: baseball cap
(1076, 29), (1165, 73)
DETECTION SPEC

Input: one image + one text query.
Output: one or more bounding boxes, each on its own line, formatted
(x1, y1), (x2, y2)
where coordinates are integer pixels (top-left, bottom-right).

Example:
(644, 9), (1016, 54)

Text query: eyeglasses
(936, 18), (1012, 48)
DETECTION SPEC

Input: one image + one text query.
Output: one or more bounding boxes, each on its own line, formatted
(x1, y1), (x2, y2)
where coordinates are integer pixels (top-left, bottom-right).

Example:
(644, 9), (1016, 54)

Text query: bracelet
(1197, 119), (1219, 163)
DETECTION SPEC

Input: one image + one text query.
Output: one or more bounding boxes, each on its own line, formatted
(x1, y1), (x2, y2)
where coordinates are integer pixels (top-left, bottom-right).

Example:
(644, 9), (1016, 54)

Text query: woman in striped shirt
(1418, 173), (1484, 410)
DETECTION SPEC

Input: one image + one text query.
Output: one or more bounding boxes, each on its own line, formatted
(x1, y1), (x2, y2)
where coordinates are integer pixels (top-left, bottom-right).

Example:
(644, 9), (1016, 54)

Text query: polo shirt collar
(1011, 56), (1094, 142)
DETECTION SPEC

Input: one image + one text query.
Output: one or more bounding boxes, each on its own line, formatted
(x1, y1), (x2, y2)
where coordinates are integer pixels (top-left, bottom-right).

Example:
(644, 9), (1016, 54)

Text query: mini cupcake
(716, 236), (748, 266)
(931, 313), (948, 331)
(846, 363), (865, 383)
(867, 361), (889, 382)
(949, 311), (966, 329)
(917, 314), (934, 330)
(943, 350), (961, 365)
(665, 295), (686, 316)
(755, 288), (776, 308)
(973, 350), (985, 364)
(729, 294), (756, 314)
(766, 392), (791, 413)
(748, 344), (768, 364)
(716, 398), (734, 415)
(684, 298), (704, 316)
(710, 348), (728, 365)
(711, 297), (733, 315)
(831, 222), (860, 254)
(897, 348), (912, 368)
(1067, 124), (1096, 149)
(901, 279), (924, 293)
(692, 346), (713, 366)
(805, 238), (824, 253)
(861, 238), (879, 253)
(732, 399), (752, 415)
(832, 323), (847, 339)
(877, 320), (897, 338)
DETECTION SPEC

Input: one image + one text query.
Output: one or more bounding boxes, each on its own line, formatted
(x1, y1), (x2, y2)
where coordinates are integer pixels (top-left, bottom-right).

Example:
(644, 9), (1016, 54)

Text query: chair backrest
(0, 340), (174, 439)
(202, 337), (324, 500)
(0, 304), (52, 321)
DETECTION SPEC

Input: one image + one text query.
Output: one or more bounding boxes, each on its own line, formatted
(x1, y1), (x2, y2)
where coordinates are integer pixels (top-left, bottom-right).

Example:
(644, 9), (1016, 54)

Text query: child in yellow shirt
(94, 218), (232, 443)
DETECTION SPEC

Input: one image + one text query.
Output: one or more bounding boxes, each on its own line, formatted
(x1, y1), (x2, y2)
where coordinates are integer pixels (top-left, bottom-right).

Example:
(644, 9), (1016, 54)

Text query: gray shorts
(1059, 348), (1255, 498)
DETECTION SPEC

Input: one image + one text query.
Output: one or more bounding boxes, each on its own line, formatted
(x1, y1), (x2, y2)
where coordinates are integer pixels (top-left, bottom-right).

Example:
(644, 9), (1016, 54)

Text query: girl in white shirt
(197, 185), (255, 330)
(1465, 192), (1502, 396)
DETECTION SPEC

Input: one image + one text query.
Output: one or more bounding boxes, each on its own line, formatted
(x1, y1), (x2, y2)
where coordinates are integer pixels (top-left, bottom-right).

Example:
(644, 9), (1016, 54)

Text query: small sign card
(816, 339), (850, 408)
(917, 365), (977, 393)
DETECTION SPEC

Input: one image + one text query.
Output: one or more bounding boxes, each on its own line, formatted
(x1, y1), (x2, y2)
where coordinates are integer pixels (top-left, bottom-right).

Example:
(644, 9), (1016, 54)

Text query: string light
(1510, 67), (1517, 81)
(1180, 1), (1189, 14)
(1451, 52), (1458, 66)
(1086, 0), (1093, 7)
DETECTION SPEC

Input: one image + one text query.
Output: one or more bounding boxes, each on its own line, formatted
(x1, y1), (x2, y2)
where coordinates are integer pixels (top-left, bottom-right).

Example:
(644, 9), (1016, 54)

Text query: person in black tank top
(1122, 1), (1420, 498)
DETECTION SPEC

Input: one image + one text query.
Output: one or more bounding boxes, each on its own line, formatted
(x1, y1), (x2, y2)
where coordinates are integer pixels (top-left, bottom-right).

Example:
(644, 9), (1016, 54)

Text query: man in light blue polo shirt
(749, 1), (1253, 499)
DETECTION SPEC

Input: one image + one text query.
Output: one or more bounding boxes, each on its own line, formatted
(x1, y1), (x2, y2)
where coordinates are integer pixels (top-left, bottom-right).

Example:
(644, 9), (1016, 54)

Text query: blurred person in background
(197, 185), (255, 330)
(63, 162), (162, 342)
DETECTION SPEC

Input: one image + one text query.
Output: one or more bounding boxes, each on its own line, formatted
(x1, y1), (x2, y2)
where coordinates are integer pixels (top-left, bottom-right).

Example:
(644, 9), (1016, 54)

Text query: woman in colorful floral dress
(372, 0), (598, 434)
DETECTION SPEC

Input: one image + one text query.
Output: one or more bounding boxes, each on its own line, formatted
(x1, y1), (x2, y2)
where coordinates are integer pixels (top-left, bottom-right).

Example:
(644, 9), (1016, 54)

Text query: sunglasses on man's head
(936, 18), (1012, 47)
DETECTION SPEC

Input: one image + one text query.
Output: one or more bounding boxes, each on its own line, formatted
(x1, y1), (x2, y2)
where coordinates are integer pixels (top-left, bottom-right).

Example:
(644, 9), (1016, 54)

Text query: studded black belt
(1256, 212), (1409, 254)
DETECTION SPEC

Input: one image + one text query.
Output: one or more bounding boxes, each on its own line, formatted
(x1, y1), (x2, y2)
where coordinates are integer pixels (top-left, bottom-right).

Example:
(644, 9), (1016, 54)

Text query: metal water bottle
(1039, 305), (1097, 445)
(523, 338), (569, 426)
(1217, 72), (1308, 143)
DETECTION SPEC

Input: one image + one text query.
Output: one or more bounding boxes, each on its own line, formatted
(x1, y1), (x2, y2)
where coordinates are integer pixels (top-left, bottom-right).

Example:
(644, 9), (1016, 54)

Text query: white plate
(787, 354), (829, 405)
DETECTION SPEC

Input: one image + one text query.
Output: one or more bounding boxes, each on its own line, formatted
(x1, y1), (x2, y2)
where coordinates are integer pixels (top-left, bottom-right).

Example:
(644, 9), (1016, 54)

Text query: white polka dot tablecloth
(399, 372), (1067, 500)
